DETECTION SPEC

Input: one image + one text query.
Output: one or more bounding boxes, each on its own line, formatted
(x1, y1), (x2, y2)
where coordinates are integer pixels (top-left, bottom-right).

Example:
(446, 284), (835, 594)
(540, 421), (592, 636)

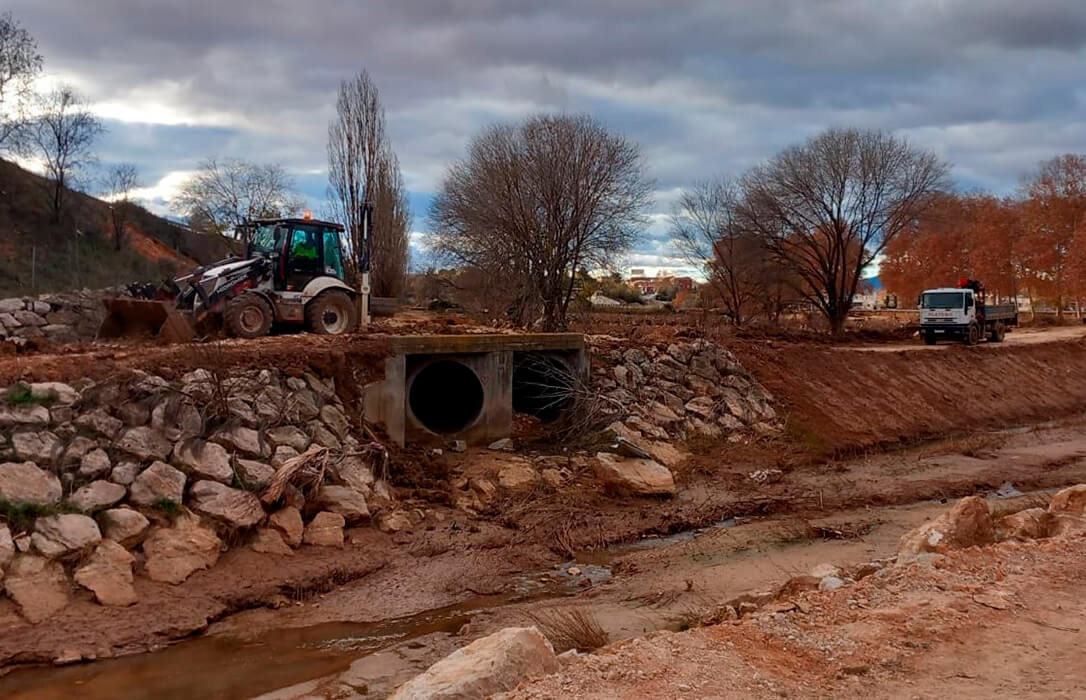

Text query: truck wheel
(923, 333), (937, 346)
(224, 293), (273, 339)
(305, 290), (358, 335)
(966, 324), (981, 346)
(990, 323), (1006, 343)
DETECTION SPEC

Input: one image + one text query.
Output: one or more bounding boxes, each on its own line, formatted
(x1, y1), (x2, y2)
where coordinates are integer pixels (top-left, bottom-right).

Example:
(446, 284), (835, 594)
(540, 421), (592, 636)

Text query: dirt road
(847, 323), (1086, 352)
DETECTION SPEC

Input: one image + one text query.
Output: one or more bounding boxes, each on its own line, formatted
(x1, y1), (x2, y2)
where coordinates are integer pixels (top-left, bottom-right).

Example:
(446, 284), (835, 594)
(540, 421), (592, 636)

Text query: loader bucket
(97, 298), (195, 344)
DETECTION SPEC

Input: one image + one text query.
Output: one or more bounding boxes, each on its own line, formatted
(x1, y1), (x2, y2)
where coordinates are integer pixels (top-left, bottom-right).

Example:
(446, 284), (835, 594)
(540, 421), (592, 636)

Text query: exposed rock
(49, 405), (73, 424)
(99, 508), (150, 546)
(116, 426), (173, 461)
(29, 382), (79, 405)
(271, 445), (300, 468)
(289, 389), (321, 422)
(683, 396), (716, 419)
(117, 401), (150, 427)
(376, 510), (414, 534)
(0, 461), (62, 505)
(389, 626), (559, 700)
(74, 409), (123, 439)
(188, 481), (265, 528)
(0, 405), (51, 428)
(3, 555), (70, 623)
(12, 310), (46, 326)
(74, 540), (137, 606)
(78, 448), (112, 479)
(1047, 513), (1086, 538)
(1049, 484), (1086, 516)
(251, 528), (293, 555)
(236, 459), (275, 490)
(150, 400), (202, 441)
(313, 485), (369, 523)
(0, 524), (13, 569)
(129, 461), (186, 506)
(541, 468), (565, 488)
(69, 480), (127, 512)
(449, 439), (468, 453)
(809, 563), (841, 578)
(335, 455), (375, 496)
(819, 576), (847, 591)
(303, 511), (345, 547)
(172, 438), (234, 484)
(12, 431), (61, 464)
(309, 423), (342, 450)
(142, 516), (222, 584)
(321, 404), (350, 438)
(32, 514), (102, 558)
(212, 425), (269, 458)
(898, 496), (994, 560)
(61, 436), (97, 464)
(227, 397), (258, 427)
(996, 507), (1049, 541)
(110, 461), (141, 486)
(268, 506), (304, 547)
(266, 426), (310, 452)
(304, 372), (336, 400)
(488, 438), (514, 451)
(593, 453), (676, 496)
(497, 462), (538, 490)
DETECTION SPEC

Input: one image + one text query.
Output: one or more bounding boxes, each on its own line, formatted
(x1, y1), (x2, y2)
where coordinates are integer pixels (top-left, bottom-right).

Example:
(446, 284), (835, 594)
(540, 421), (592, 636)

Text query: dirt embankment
(735, 338), (1086, 455)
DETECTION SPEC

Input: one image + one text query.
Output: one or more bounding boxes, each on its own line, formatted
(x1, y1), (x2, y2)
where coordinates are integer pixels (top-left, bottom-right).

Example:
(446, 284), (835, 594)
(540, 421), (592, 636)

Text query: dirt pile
(735, 337), (1086, 454)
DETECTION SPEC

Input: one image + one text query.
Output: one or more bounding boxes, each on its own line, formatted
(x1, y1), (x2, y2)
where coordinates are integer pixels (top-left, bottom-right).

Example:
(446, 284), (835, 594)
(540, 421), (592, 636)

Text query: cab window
(323, 230), (346, 280)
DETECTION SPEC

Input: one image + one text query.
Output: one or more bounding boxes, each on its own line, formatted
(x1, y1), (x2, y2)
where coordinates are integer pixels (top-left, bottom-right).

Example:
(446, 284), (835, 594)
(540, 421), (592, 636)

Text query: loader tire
(224, 293), (273, 339)
(305, 290), (358, 335)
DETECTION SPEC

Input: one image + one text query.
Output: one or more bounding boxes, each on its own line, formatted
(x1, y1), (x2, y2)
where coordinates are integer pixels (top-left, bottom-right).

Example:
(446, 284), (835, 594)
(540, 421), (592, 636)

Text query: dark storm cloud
(10, 0), (1086, 267)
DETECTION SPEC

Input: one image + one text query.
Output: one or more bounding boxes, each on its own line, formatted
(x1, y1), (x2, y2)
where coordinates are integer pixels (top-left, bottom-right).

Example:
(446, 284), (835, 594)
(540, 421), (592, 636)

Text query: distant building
(628, 275), (695, 295)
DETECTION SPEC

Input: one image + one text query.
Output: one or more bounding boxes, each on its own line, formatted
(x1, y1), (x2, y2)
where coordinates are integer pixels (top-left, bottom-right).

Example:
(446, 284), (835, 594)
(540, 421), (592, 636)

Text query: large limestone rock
(78, 448), (112, 479)
(30, 382), (79, 405)
(321, 404), (350, 438)
(267, 426), (310, 452)
(390, 627), (559, 700)
(3, 555), (70, 623)
(142, 516), (222, 584)
(1049, 484), (1086, 516)
(12, 431), (61, 464)
(74, 408), (123, 439)
(172, 439), (234, 484)
(303, 511), (345, 547)
(69, 480), (127, 512)
(0, 462), (62, 504)
(336, 455), (375, 494)
(1047, 513), (1086, 537)
(74, 540), (137, 606)
(235, 459), (275, 490)
(110, 461), (141, 486)
(188, 481), (265, 528)
(996, 507), (1050, 541)
(898, 496), (994, 559)
(497, 461), (539, 490)
(313, 485), (369, 523)
(212, 425), (269, 458)
(0, 404), (50, 427)
(272, 445), (300, 468)
(0, 524), (13, 569)
(251, 528), (293, 555)
(269, 506), (304, 547)
(31, 513), (102, 558)
(62, 436), (98, 465)
(99, 508), (150, 546)
(129, 461), (186, 506)
(116, 427), (173, 461)
(593, 453), (676, 496)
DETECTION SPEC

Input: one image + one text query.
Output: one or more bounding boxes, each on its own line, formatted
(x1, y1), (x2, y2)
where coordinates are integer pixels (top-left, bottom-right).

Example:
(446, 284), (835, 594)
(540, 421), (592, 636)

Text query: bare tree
(738, 127), (948, 334)
(672, 178), (779, 327)
(0, 11), (42, 152)
(430, 113), (653, 331)
(172, 157), (303, 241)
(326, 70), (410, 294)
(28, 86), (105, 223)
(102, 162), (139, 250)
(370, 150), (411, 296)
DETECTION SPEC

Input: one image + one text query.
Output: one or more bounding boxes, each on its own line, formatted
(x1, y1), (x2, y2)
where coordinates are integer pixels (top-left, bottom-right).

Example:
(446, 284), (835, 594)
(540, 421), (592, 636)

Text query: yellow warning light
(303, 210), (313, 220)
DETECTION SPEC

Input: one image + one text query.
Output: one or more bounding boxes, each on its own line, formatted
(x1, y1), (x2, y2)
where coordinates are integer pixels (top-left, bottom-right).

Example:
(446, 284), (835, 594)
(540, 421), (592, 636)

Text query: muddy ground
(2, 320), (1086, 698)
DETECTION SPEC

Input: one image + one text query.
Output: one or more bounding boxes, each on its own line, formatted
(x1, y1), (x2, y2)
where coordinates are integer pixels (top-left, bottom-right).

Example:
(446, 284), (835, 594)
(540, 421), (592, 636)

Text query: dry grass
(524, 606), (609, 653)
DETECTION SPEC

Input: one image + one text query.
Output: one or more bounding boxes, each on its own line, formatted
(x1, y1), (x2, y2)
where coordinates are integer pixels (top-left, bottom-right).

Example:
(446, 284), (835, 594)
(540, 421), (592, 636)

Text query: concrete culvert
(409, 360), (485, 434)
(513, 354), (575, 422)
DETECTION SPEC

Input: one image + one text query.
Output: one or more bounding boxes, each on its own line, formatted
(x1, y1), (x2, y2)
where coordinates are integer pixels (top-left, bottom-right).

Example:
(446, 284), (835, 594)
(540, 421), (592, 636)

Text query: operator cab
(247, 216), (350, 290)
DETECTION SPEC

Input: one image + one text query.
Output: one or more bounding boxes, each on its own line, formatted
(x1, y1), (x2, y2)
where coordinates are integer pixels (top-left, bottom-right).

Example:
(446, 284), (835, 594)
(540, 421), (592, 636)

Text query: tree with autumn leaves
(882, 154), (1086, 319)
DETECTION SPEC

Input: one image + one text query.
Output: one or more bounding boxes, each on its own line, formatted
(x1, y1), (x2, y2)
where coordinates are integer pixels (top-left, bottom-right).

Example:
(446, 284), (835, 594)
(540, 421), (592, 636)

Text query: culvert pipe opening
(409, 360), (485, 434)
(512, 354), (575, 422)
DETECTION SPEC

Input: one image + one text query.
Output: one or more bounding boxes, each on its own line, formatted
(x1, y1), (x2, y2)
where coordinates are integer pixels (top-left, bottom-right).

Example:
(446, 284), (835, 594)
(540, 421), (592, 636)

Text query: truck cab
(919, 281), (1016, 346)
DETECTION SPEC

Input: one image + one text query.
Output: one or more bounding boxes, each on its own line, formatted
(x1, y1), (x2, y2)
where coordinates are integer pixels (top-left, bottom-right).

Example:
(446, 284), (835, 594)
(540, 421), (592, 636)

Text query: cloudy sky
(11, 0), (1086, 275)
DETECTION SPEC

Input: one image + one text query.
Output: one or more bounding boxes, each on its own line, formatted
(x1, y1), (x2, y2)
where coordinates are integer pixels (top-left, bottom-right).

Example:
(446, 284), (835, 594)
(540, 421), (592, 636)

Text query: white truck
(919, 280), (1017, 346)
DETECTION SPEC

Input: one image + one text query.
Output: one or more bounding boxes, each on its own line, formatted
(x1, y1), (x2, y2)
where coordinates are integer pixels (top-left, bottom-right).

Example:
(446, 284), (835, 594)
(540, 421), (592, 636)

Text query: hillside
(0, 159), (238, 297)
